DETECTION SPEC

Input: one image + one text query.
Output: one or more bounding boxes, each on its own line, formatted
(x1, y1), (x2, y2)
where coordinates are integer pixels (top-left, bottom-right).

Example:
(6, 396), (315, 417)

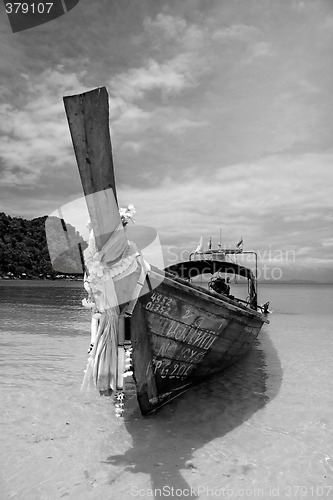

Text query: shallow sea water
(0, 281), (333, 499)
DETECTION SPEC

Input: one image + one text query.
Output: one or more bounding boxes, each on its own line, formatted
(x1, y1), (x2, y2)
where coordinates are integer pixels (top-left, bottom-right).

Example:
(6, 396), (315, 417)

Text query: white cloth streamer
(81, 222), (150, 393)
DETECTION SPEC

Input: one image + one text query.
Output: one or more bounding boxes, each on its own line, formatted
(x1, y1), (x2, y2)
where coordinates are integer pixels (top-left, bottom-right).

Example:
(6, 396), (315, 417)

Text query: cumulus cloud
(120, 140), (146, 154)
(0, 68), (89, 186)
(212, 24), (258, 42)
(143, 13), (206, 52)
(247, 41), (275, 60)
(165, 117), (208, 134)
(143, 13), (188, 42)
(118, 152), (333, 245)
(115, 150), (333, 281)
(110, 57), (194, 101)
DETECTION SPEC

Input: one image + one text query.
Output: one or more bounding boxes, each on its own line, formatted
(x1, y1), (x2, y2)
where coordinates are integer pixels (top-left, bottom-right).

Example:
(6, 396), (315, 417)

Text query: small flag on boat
(194, 236), (203, 253)
(236, 237), (243, 248)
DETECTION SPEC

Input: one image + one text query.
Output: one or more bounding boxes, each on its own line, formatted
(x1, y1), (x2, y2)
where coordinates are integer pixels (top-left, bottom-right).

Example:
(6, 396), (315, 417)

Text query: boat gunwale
(146, 267), (269, 324)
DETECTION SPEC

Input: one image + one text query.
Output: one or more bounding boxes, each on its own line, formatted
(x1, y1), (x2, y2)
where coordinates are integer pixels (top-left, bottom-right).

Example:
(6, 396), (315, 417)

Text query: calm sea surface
(0, 281), (333, 499)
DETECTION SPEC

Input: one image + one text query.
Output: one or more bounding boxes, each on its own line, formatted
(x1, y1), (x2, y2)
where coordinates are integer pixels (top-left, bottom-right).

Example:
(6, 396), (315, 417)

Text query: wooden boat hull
(130, 270), (267, 415)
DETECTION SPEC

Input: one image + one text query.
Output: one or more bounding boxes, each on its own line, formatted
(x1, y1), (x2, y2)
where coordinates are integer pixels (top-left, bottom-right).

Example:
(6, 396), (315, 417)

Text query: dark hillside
(0, 212), (86, 279)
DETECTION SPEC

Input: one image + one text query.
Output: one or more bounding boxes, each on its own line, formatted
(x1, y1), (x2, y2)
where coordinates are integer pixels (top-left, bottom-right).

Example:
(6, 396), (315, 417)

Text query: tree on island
(0, 212), (86, 279)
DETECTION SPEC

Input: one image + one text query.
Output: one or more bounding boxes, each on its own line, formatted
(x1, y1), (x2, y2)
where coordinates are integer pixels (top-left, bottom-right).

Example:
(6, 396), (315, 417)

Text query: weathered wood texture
(63, 87), (120, 251)
(131, 303), (158, 409)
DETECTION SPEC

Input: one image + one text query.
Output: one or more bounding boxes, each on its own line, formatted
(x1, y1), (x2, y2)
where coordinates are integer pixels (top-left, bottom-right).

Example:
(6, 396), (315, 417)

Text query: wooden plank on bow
(63, 87), (121, 252)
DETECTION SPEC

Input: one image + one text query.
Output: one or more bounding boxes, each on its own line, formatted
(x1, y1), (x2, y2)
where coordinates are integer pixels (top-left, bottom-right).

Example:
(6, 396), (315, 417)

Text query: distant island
(258, 279), (320, 284)
(0, 212), (86, 280)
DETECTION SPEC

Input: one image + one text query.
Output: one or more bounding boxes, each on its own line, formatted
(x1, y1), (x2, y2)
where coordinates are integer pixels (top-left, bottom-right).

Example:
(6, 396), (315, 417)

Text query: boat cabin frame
(166, 249), (259, 310)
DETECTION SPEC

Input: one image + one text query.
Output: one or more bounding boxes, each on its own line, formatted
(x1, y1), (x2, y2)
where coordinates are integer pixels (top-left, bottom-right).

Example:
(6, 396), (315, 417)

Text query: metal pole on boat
(254, 251), (258, 300)
(117, 316), (125, 390)
(242, 251), (258, 309)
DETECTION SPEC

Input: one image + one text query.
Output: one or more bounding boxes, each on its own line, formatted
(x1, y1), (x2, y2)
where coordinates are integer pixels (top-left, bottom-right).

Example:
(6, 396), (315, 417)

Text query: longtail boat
(62, 87), (269, 416)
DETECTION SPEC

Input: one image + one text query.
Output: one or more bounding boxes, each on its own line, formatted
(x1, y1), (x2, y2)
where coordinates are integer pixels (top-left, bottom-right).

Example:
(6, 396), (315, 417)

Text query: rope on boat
(80, 215), (150, 397)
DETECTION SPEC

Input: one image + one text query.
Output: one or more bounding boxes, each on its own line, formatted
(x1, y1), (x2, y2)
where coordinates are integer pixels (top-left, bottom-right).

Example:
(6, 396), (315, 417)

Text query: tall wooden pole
(63, 87), (120, 252)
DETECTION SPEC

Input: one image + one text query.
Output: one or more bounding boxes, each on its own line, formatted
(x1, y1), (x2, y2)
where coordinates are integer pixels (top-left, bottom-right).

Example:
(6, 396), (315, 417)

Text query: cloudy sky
(0, 0), (332, 281)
